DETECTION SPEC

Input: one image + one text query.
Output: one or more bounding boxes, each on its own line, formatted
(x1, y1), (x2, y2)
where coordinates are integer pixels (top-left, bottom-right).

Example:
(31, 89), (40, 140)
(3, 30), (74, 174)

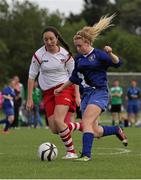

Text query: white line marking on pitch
(94, 147), (131, 155)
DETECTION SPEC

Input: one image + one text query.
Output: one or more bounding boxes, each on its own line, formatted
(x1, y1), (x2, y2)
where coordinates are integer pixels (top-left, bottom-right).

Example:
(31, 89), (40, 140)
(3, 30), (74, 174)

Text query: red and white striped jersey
(29, 46), (74, 90)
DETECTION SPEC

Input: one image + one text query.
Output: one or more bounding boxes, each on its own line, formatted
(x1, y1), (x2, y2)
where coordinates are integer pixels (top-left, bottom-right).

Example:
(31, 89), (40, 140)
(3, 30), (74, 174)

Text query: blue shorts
(81, 87), (109, 114)
(3, 107), (14, 116)
(127, 103), (139, 114)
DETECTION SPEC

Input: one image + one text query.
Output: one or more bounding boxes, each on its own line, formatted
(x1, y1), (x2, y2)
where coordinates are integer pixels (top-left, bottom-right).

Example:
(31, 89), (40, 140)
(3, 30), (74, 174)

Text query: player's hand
(26, 99), (34, 111)
(104, 46), (112, 54)
(8, 95), (13, 100)
(75, 96), (81, 107)
(54, 87), (63, 95)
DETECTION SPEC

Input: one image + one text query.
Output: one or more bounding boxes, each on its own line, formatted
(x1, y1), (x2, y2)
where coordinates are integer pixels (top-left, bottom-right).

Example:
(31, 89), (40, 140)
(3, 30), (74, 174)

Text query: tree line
(0, 0), (141, 87)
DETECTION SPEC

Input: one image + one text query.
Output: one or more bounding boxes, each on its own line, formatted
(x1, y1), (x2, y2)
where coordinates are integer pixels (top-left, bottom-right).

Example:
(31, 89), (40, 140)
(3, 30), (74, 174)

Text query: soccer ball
(38, 142), (58, 161)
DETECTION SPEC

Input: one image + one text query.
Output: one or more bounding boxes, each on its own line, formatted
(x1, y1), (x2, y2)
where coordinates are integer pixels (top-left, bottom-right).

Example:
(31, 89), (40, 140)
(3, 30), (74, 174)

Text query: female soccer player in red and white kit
(26, 26), (82, 159)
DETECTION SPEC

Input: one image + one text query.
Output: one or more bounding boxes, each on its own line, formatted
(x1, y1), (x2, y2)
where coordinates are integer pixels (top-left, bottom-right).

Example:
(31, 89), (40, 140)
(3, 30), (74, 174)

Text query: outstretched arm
(104, 46), (119, 64)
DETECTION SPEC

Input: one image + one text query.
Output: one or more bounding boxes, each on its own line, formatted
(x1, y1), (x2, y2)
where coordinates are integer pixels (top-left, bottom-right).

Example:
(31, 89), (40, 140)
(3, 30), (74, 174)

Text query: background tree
(115, 0), (141, 34)
(0, 0), (141, 89)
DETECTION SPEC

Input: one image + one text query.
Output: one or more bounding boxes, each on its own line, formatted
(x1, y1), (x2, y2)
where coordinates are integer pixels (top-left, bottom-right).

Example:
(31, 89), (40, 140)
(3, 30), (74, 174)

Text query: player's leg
(54, 104), (77, 159)
(0, 118), (7, 124)
(75, 104), (100, 161)
(3, 115), (14, 133)
(111, 105), (116, 125)
(2, 108), (15, 133)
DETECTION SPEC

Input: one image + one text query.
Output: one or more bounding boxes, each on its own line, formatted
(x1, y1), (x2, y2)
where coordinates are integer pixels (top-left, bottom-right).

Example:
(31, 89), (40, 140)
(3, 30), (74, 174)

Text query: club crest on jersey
(88, 54), (95, 61)
(78, 58), (82, 62)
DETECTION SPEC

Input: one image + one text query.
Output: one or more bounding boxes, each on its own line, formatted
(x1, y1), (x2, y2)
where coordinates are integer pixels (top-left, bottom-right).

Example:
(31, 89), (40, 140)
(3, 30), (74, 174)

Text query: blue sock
(102, 126), (118, 136)
(4, 120), (10, 131)
(0, 119), (7, 124)
(82, 132), (94, 158)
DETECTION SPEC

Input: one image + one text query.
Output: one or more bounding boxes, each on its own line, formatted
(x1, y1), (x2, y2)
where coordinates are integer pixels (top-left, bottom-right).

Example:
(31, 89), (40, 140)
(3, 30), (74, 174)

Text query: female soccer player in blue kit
(0, 78), (16, 133)
(55, 14), (128, 161)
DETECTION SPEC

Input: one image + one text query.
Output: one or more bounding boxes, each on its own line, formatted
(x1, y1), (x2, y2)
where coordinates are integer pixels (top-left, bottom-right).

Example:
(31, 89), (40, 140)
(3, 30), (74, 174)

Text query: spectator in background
(30, 80), (43, 128)
(0, 78), (16, 133)
(12, 75), (25, 128)
(110, 80), (123, 126)
(127, 80), (141, 126)
(39, 99), (49, 128)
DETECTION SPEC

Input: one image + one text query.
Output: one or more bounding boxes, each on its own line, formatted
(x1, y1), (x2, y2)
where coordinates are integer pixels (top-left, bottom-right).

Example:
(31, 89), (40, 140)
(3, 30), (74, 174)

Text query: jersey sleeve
(2, 88), (8, 95)
(65, 55), (75, 76)
(28, 54), (41, 80)
(127, 88), (132, 99)
(69, 58), (82, 85)
(120, 87), (123, 95)
(137, 88), (141, 98)
(97, 49), (122, 68)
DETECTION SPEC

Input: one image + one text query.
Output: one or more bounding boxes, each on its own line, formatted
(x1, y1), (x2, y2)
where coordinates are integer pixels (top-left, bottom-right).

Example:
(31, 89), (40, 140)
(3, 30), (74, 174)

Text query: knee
(93, 127), (103, 138)
(8, 117), (14, 124)
(49, 125), (58, 134)
(51, 129), (58, 134)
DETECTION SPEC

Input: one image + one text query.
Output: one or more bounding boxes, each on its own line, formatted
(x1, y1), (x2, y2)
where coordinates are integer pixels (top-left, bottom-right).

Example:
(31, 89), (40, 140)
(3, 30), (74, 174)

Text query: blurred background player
(0, 78), (16, 133)
(27, 80), (43, 128)
(12, 75), (25, 128)
(126, 79), (141, 126)
(110, 79), (123, 126)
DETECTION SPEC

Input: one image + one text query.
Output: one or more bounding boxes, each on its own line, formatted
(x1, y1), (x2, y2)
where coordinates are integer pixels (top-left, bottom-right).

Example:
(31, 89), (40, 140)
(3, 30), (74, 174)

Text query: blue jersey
(2, 86), (16, 109)
(127, 86), (141, 103)
(69, 48), (122, 90)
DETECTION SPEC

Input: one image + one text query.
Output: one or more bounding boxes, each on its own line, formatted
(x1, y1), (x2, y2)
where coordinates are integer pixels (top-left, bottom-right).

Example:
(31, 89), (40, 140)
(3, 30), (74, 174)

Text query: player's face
(10, 79), (16, 89)
(131, 80), (137, 87)
(43, 31), (58, 51)
(74, 39), (91, 55)
(114, 80), (119, 86)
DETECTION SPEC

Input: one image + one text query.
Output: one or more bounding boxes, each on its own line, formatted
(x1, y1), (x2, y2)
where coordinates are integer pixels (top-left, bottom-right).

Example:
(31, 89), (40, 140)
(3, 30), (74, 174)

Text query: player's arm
(54, 80), (73, 95)
(75, 85), (81, 107)
(104, 46), (119, 64)
(3, 94), (13, 100)
(26, 55), (40, 110)
(26, 78), (34, 110)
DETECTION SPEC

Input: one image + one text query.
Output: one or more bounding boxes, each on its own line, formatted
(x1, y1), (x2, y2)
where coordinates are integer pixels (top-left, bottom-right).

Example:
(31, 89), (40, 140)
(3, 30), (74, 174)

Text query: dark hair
(42, 26), (72, 56)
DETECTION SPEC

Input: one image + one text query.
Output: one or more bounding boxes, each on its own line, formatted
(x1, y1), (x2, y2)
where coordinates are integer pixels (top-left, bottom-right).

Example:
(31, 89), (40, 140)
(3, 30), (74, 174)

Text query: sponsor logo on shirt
(60, 59), (66, 63)
(42, 60), (49, 63)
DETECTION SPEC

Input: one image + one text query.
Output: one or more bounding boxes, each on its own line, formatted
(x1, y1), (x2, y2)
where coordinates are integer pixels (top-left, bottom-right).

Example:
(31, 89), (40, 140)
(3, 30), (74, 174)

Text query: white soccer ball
(38, 142), (58, 161)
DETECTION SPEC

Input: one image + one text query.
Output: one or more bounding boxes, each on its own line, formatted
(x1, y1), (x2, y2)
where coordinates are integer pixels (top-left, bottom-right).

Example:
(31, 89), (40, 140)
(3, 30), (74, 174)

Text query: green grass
(0, 126), (141, 179)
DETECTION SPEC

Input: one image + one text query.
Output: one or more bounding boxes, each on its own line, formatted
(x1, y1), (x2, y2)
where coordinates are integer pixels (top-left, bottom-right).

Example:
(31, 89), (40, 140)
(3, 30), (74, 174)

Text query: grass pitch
(0, 126), (141, 179)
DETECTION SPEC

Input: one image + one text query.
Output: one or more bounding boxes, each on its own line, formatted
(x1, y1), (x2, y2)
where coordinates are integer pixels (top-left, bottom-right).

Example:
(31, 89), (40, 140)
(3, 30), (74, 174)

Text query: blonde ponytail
(73, 14), (116, 43)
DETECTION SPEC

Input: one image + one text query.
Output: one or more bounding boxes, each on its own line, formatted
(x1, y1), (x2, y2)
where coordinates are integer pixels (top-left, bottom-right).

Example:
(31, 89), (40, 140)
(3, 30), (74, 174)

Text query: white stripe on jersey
(29, 46), (74, 90)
